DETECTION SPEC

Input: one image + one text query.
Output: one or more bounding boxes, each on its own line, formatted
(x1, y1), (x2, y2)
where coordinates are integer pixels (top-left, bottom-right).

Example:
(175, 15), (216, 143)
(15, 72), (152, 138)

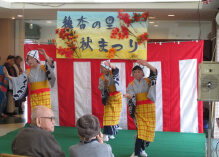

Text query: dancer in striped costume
(124, 59), (157, 157)
(3, 49), (56, 113)
(98, 60), (122, 142)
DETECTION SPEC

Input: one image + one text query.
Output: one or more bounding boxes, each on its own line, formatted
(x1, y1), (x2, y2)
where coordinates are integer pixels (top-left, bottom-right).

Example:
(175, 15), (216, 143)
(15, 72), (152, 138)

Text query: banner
(56, 11), (148, 59)
(24, 40), (203, 133)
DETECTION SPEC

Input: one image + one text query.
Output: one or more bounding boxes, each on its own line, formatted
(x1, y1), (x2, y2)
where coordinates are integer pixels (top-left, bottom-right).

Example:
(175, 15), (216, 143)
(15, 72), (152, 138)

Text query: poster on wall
(56, 11), (149, 59)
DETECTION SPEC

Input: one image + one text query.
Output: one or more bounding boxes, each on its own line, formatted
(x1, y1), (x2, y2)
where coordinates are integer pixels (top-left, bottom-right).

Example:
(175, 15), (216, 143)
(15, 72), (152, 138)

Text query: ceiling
(0, 0), (218, 21)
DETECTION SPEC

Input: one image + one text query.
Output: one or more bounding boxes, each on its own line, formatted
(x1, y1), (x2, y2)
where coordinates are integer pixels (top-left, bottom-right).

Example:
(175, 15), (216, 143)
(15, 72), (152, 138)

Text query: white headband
(26, 50), (40, 64)
(132, 62), (144, 71)
(131, 62), (147, 77)
(100, 60), (111, 72)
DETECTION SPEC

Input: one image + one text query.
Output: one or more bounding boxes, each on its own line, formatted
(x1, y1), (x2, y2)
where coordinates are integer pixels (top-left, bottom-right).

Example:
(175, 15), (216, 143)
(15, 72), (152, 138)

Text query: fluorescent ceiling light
(17, 14), (23, 17)
(3, 0), (201, 3)
(168, 15), (175, 16)
(149, 17), (156, 19)
(149, 21), (155, 23)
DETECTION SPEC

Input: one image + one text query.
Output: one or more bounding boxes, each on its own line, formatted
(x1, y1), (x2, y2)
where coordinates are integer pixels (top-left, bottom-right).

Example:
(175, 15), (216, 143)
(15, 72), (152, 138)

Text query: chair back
(0, 154), (31, 157)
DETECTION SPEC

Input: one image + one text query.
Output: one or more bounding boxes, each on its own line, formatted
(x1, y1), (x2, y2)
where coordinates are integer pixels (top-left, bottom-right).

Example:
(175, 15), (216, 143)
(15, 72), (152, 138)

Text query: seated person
(69, 114), (114, 157)
(12, 106), (65, 157)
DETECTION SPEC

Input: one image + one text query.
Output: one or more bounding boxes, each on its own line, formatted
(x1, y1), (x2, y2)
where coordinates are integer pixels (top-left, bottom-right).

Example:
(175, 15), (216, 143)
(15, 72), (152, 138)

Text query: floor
(0, 103), (27, 137)
(0, 106), (219, 157)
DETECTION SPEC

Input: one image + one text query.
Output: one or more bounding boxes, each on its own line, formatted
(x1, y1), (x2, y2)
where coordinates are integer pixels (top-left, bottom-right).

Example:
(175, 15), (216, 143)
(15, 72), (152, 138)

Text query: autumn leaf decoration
(56, 27), (81, 58)
(106, 48), (117, 59)
(110, 10), (149, 45)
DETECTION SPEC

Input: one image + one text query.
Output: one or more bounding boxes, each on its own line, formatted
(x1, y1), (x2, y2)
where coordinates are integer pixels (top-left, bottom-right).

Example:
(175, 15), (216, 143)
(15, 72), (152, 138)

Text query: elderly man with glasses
(12, 106), (65, 157)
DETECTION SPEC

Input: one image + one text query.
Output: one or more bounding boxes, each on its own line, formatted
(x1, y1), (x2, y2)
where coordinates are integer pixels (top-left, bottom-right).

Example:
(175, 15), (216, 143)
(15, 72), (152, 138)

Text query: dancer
(124, 59), (157, 157)
(98, 60), (122, 141)
(3, 49), (56, 111)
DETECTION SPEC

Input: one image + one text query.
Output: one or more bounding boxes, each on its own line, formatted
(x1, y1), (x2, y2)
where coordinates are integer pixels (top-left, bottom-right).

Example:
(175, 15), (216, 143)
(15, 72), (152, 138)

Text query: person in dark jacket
(12, 106), (65, 157)
(3, 55), (16, 115)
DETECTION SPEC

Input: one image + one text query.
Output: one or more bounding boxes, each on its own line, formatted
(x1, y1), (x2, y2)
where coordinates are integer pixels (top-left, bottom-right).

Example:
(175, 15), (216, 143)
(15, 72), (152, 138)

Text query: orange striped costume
(27, 65), (51, 110)
(130, 78), (156, 142)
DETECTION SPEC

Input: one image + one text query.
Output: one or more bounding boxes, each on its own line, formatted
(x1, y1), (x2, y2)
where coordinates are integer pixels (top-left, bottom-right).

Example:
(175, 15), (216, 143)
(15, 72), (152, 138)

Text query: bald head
(31, 106), (51, 122)
(31, 106), (55, 132)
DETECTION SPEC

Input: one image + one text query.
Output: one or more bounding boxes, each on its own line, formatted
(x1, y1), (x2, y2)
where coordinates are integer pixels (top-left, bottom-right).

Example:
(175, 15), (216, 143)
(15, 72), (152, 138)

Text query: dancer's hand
(104, 79), (109, 89)
(104, 61), (116, 70)
(96, 132), (103, 144)
(3, 66), (12, 81)
(123, 94), (133, 99)
(38, 48), (47, 56)
(136, 59), (148, 66)
(38, 48), (52, 67)
(137, 59), (157, 74)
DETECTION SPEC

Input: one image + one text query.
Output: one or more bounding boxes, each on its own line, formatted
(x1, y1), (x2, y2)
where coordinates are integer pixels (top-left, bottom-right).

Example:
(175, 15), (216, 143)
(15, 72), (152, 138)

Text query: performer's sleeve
(112, 67), (122, 92)
(9, 71), (28, 101)
(127, 83), (136, 118)
(148, 69), (158, 86)
(44, 57), (56, 88)
(147, 69), (158, 102)
(98, 77), (109, 106)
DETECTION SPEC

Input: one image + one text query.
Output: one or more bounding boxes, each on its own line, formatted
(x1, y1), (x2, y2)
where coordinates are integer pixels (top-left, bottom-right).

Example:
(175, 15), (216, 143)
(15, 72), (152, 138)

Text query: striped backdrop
(24, 40), (203, 133)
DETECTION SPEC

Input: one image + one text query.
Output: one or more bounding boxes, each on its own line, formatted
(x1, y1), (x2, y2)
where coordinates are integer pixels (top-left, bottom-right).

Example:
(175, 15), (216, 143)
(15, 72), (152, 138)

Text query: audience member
(12, 106), (65, 157)
(0, 57), (8, 118)
(3, 55), (17, 115)
(69, 114), (114, 157)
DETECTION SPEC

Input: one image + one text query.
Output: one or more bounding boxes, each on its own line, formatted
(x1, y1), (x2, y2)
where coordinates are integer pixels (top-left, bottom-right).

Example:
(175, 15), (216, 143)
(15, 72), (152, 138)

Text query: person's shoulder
(20, 126), (51, 136)
(98, 143), (113, 156)
(3, 63), (8, 68)
(69, 143), (82, 153)
(92, 141), (112, 150)
(102, 143), (112, 149)
(69, 143), (78, 148)
(99, 74), (105, 80)
(127, 79), (135, 86)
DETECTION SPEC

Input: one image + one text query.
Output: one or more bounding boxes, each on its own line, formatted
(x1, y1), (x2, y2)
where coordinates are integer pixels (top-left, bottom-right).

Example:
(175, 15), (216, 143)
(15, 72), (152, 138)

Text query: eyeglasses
(40, 117), (55, 122)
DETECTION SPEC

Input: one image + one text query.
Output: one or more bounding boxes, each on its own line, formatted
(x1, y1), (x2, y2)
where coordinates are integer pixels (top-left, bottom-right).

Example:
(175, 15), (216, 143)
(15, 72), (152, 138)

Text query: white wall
(148, 20), (212, 40)
(39, 25), (56, 43)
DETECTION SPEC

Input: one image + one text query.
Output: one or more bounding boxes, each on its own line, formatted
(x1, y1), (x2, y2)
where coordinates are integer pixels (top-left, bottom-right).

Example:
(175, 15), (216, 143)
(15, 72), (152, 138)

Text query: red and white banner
(24, 40), (203, 133)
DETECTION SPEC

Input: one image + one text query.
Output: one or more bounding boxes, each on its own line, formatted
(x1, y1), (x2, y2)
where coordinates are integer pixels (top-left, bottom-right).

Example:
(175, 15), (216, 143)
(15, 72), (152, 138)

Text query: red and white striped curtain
(24, 40), (203, 133)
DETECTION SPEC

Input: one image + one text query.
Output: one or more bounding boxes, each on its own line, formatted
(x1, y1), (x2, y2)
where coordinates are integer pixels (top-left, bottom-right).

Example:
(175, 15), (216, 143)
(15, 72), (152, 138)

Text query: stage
(0, 124), (205, 157)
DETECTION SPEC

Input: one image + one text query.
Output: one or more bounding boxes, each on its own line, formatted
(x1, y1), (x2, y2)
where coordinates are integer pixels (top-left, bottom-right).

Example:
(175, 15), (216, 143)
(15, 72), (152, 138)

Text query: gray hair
(76, 114), (101, 142)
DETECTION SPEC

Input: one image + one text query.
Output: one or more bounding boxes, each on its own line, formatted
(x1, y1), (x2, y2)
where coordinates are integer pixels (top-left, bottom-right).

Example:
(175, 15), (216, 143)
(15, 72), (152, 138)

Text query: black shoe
(13, 111), (18, 115)
(6, 111), (17, 116)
